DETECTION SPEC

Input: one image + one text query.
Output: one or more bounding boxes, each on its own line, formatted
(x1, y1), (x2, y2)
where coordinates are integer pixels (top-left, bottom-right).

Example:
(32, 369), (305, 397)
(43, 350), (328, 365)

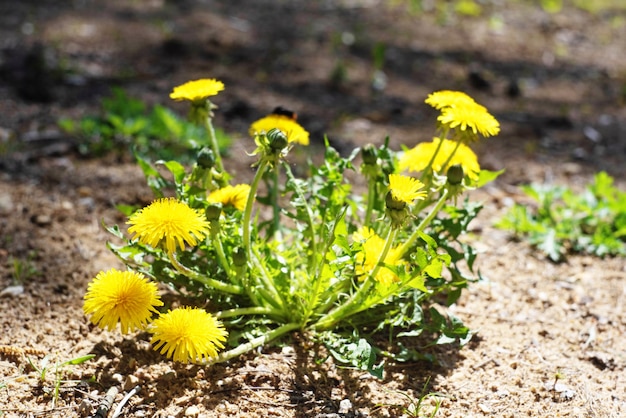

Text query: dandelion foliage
(86, 81), (503, 375)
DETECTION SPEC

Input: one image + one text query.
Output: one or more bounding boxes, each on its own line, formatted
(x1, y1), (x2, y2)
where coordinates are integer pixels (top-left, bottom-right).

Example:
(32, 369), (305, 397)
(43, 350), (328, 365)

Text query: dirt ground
(1, 0), (626, 417)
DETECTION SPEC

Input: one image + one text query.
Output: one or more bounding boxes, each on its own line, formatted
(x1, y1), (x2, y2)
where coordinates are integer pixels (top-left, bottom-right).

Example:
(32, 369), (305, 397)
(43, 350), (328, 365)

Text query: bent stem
(167, 251), (243, 294)
(314, 228), (398, 331)
(205, 322), (301, 365)
(397, 188), (449, 258)
(212, 234), (237, 285)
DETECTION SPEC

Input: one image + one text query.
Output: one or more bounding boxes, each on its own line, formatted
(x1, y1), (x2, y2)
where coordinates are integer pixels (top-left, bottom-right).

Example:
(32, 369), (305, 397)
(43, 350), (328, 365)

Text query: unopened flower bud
(267, 128), (288, 152)
(447, 164), (464, 185)
(196, 147), (216, 169)
(385, 190), (406, 211)
(232, 247), (247, 267)
(361, 144), (378, 165)
(205, 203), (222, 221)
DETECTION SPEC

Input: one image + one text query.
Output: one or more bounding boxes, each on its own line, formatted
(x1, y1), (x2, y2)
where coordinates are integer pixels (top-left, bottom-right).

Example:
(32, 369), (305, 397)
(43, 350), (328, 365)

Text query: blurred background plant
(497, 171), (626, 261)
(58, 88), (232, 161)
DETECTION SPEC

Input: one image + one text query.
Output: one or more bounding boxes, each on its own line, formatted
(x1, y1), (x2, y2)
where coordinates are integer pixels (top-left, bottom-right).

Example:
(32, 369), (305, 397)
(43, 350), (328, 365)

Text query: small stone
(31, 214), (52, 226)
(338, 398), (352, 414)
(1, 285), (24, 297)
(0, 194), (14, 215)
(111, 373), (123, 384)
(185, 405), (200, 416)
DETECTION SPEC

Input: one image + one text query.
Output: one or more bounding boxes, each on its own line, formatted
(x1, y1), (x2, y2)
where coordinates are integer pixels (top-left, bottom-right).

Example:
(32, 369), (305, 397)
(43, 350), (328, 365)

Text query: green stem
(215, 306), (277, 319)
(314, 228), (398, 331)
(212, 233), (236, 284)
(204, 322), (301, 365)
(364, 174), (376, 227)
(282, 162), (317, 274)
(243, 158), (269, 261)
(397, 188), (449, 258)
(439, 139), (462, 174)
(204, 112), (224, 174)
(419, 127), (448, 184)
(167, 251), (243, 294)
(271, 165), (281, 236)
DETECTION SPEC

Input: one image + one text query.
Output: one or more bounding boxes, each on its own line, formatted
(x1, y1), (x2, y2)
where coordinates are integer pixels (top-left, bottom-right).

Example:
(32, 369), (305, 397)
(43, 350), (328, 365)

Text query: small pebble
(338, 398), (352, 414)
(0, 285), (24, 297)
(185, 405), (200, 416)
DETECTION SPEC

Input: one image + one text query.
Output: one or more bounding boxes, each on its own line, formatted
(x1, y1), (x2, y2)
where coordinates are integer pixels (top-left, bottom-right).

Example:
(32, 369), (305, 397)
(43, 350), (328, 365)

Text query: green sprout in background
(58, 87), (232, 161)
(497, 171), (626, 262)
(82, 80), (503, 378)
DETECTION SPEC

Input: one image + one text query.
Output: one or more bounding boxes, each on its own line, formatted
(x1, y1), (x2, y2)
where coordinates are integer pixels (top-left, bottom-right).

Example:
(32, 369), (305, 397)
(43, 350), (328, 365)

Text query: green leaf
(160, 160), (187, 184)
(475, 169), (504, 188)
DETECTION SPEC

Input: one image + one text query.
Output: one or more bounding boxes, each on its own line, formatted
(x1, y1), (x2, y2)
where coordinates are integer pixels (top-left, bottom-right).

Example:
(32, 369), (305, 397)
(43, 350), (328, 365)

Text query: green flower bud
(197, 147), (216, 169)
(267, 128), (288, 152)
(447, 164), (464, 185)
(361, 144), (378, 165)
(232, 247), (247, 267)
(385, 190), (406, 211)
(205, 203), (222, 221)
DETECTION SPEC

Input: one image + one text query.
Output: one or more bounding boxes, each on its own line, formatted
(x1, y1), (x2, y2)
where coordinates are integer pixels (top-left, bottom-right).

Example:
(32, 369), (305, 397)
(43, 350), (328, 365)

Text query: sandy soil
(1, 1), (626, 417)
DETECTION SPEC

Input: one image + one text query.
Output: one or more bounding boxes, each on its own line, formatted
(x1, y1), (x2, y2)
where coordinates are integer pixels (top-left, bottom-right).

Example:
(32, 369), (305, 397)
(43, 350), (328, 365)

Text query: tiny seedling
(375, 378), (444, 418)
(27, 354), (95, 406)
(10, 252), (39, 285)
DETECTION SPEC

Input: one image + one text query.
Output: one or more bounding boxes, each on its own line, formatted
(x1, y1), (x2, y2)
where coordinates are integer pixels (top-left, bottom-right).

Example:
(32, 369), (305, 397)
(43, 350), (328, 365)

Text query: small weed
(497, 171), (626, 261)
(375, 378), (444, 417)
(10, 252), (38, 285)
(58, 87), (232, 161)
(27, 354), (95, 406)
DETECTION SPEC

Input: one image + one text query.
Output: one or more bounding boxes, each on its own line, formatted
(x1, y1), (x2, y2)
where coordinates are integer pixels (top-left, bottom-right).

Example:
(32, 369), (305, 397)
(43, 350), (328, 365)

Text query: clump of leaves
(496, 171), (626, 261)
(58, 88), (231, 161)
(85, 83), (503, 377)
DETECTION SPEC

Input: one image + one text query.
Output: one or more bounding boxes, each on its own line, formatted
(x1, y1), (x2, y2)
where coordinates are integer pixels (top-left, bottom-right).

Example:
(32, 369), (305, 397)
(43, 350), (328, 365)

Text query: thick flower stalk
(83, 269), (163, 334)
(150, 307), (228, 364)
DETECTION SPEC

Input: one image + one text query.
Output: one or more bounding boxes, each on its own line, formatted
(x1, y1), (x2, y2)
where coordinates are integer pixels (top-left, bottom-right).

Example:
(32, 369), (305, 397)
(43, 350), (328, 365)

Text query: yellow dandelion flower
(170, 79), (225, 102)
(83, 269), (163, 334)
(388, 174), (427, 204)
(127, 198), (210, 254)
(425, 90), (479, 110)
(353, 227), (403, 286)
(249, 114), (309, 146)
(437, 102), (500, 138)
(150, 307), (228, 363)
(399, 137), (481, 180)
(207, 184), (251, 211)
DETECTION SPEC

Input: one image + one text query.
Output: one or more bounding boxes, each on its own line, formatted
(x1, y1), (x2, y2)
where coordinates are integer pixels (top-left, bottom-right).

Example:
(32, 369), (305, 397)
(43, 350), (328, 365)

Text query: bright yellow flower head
(249, 114), (310, 146)
(353, 227), (404, 286)
(399, 137), (481, 180)
(150, 307), (228, 363)
(388, 174), (427, 204)
(127, 198), (210, 254)
(170, 79), (225, 102)
(425, 90), (479, 110)
(83, 269), (163, 334)
(207, 184), (251, 211)
(437, 102), (500, 138)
